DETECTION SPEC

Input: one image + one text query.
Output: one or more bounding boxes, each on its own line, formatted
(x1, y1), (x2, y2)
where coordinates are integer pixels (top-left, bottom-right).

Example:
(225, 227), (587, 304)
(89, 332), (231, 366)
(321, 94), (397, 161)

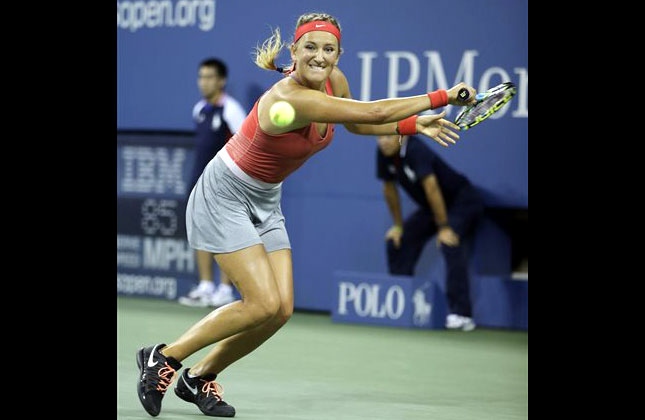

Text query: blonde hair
(253, 12), (342, 73)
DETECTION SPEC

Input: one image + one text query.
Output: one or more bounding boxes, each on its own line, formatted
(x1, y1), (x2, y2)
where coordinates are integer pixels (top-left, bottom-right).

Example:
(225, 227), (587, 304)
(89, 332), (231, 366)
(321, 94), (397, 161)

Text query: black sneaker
(136, 343), (183, 417)
(175, 369), (236, 417)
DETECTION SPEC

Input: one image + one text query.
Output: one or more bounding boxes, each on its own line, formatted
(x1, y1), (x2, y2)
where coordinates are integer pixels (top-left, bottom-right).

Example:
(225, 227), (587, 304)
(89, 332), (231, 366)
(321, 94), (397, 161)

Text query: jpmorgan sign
(357, 50), (528, 119)
(332, 272), (448, 329)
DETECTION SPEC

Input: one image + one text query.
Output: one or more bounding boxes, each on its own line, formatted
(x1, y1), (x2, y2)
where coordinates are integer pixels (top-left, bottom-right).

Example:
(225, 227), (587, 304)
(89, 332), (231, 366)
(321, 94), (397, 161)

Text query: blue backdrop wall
(117, 0), (528, 323)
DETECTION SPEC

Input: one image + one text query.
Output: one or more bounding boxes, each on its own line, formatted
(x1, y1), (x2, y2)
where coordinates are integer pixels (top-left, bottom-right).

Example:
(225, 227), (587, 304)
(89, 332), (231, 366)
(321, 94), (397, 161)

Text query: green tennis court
(118, 297), (527, 420)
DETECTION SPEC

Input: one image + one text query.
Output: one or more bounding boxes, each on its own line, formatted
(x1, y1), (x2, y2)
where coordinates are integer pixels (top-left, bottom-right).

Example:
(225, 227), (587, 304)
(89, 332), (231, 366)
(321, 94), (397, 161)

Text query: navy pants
(386, 185), (483, 317)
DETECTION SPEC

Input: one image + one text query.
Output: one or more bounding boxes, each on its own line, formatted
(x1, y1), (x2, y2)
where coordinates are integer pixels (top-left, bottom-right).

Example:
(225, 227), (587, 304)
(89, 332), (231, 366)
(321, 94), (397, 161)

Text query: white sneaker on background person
(445, 314), (476, 331)
(178, 280), (215, 307)
(210, 283), (236, 308)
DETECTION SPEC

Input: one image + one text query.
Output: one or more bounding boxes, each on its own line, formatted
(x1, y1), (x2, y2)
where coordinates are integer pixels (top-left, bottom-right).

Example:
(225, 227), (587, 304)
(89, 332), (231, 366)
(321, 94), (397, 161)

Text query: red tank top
(225, 79), (335, 183)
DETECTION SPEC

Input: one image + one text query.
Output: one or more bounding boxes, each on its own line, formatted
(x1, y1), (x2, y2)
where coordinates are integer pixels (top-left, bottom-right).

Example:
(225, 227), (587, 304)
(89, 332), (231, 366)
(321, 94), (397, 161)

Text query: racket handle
(458, 88), (470, 102)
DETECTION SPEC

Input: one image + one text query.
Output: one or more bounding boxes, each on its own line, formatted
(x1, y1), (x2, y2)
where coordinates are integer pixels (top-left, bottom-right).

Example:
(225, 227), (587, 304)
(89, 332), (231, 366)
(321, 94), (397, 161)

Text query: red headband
(294, 21), (341, 44)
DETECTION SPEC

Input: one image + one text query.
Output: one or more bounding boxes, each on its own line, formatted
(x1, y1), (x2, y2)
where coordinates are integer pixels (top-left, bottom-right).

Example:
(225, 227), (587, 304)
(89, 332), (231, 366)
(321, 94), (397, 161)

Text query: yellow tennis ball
(269, 101), (295, 127)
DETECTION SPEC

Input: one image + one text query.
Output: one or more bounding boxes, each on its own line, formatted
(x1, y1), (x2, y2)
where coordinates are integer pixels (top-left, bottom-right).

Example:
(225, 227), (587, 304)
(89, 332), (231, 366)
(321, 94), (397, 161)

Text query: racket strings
(459, 91), (508, 124)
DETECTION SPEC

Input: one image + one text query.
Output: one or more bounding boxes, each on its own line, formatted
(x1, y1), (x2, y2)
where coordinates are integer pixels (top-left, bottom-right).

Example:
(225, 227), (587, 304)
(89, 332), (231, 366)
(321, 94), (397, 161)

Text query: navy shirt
(377, 136), (470, 209)
(190, 95), (246, 188)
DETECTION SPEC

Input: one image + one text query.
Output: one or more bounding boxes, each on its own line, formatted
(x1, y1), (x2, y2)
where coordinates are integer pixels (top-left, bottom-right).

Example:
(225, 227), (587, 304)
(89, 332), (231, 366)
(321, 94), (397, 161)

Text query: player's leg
(187, 248), (293, 377)
(162, 244), (282, 361)
(135, 244), (280, 416)
(173, 248), (292, 417)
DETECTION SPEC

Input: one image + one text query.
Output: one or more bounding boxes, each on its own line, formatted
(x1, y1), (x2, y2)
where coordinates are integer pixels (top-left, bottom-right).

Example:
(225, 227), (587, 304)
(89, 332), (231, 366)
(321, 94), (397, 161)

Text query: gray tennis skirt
(185, 148), (291, 254)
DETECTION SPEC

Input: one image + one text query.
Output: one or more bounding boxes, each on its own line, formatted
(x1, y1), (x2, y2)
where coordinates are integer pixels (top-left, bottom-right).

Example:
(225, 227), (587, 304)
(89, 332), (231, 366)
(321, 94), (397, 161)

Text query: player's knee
(275, 301), (293, 326)
(248, 293), (281, 325)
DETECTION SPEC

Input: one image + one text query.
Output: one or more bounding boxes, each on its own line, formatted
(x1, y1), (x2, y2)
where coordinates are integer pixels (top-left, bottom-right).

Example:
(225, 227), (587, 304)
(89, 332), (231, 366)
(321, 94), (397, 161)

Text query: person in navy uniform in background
(179, 58), (247, 308)
(376, 134), (484, 331)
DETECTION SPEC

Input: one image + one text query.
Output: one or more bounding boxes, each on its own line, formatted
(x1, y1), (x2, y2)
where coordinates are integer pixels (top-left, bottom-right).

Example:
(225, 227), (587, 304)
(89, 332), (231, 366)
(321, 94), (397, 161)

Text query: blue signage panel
(117, 132), (198, 299)
(332, 271), (448, 329)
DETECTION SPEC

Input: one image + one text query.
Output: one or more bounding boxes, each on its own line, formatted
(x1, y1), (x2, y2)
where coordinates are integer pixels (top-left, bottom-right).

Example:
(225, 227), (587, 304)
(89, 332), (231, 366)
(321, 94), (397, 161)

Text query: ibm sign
(117, 133), (198, 300)
(332, 272), (448, 329)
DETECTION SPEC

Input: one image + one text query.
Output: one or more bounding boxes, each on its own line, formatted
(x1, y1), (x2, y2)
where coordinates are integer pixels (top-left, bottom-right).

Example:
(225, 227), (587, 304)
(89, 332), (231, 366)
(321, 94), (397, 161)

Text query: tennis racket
(455, 82), (517, 130)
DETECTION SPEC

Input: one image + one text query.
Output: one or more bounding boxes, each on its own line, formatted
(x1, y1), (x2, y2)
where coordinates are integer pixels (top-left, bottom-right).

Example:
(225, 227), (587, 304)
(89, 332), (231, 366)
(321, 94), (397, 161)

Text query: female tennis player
(136, 12), (476, 418)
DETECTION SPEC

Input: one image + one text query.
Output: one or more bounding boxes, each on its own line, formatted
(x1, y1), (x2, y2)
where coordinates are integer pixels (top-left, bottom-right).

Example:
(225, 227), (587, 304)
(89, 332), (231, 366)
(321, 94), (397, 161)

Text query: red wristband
(397, 115), (418, 135)
(427, 89), (448, 109)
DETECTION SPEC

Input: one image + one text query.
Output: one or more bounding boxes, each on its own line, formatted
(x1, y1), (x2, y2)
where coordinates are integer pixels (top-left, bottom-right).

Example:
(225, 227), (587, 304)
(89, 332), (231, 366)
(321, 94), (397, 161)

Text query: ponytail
(253, 27), (287, 73)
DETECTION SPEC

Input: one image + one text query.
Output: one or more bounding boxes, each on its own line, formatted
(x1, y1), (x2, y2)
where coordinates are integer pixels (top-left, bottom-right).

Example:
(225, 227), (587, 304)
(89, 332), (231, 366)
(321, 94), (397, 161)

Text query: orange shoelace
(155, 363), (177, 393)
(201, 379), (224, 401)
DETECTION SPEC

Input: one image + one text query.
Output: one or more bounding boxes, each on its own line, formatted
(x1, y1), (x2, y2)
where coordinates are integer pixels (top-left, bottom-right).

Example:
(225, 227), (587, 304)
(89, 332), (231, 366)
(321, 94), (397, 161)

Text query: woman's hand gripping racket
(455, 82), (517, 130)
